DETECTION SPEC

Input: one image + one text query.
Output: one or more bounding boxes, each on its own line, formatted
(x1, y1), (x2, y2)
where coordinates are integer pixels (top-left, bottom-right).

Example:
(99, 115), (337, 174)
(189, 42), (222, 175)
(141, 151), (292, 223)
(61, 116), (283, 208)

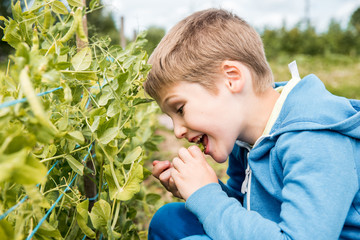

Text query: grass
(269, 54), (360, 99)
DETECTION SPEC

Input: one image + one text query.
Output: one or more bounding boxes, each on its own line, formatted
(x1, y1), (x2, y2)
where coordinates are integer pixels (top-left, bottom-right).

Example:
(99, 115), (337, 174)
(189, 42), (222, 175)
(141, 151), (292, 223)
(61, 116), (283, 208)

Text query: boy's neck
(241, 87), (280, 145)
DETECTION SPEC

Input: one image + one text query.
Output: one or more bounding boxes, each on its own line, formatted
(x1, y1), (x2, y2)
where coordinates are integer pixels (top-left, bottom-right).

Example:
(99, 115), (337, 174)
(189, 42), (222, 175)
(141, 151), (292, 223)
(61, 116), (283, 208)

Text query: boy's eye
(177, 105), (184, 115)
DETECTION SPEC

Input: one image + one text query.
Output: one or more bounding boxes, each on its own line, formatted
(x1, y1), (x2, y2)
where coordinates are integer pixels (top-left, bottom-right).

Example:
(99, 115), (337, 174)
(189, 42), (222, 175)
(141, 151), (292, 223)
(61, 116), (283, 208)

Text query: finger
(178, 147), (193, 162)
(173, 190), (182, 199)
(188, 145), (204, 159)
(159, 168), (171, 185)
(170, 167), (179, 180)
(169, 176), (177, 191)
(152, 160), (160, 166)
(153, 161), (171, 178)
(172, 157), (184, 171)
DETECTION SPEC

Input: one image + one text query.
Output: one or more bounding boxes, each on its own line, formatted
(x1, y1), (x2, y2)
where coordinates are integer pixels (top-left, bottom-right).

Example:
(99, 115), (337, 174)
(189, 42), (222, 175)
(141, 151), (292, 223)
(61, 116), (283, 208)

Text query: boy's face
(159, 80), (243, 163)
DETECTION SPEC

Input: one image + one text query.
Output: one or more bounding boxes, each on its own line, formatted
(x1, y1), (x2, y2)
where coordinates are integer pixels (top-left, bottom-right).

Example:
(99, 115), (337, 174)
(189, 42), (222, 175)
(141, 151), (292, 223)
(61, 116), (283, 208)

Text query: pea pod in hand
(199, 142), (205, 152)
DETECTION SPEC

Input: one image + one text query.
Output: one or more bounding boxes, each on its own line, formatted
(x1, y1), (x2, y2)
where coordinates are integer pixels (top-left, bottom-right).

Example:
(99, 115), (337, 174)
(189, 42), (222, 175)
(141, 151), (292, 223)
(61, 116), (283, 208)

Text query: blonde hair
(144, 8), (273, 101)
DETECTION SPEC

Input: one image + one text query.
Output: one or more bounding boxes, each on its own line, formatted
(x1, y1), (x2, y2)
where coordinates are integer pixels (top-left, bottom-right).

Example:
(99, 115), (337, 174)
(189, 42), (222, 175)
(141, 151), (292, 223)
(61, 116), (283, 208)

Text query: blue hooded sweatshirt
(185, 72), (360, 239)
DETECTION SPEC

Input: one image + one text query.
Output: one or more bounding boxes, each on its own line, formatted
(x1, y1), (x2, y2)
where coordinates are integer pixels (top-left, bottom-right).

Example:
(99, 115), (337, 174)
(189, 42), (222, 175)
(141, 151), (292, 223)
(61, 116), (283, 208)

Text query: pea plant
(0, 0), (162, 239)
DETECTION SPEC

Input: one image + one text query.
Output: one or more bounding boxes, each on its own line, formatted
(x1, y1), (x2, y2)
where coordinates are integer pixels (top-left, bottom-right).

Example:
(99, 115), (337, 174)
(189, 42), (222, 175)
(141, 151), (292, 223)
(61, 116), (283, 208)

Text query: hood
(271, 74), (360, 140)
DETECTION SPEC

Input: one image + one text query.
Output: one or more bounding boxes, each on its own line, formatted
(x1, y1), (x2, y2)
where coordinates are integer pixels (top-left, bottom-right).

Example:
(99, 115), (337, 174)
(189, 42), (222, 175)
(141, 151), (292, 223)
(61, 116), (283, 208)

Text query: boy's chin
(211, 153), (229, 163)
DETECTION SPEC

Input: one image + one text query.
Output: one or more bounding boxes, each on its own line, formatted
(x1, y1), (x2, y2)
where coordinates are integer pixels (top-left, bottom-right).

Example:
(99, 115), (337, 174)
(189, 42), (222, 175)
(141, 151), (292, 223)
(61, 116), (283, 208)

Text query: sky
(101, 0), (360, 38)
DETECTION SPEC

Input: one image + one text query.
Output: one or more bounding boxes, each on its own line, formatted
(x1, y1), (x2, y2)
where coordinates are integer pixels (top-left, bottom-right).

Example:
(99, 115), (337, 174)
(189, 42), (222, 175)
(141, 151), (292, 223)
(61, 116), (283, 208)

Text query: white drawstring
(236, 140), (253, 211)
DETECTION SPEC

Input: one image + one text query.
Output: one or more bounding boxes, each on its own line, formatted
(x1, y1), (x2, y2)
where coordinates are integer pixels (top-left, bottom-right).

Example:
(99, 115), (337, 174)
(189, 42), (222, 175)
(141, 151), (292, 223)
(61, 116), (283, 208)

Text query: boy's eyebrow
(161, 95), (181, 111)
(162, 94), (177, 106)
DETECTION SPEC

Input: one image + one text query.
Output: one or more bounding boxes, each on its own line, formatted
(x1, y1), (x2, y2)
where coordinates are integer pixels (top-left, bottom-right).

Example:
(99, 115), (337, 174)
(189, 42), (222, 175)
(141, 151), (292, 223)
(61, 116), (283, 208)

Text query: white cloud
(101, 0), (360, 37)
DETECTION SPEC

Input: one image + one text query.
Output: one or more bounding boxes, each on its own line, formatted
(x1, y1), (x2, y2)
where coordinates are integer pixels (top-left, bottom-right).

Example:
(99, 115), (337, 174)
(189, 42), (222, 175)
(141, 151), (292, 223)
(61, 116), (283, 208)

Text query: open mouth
(192, 134), (208, 153)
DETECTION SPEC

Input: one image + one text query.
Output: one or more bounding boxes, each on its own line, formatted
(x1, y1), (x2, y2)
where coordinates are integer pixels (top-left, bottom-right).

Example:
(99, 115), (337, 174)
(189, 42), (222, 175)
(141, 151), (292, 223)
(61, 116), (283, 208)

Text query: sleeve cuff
(185, 183), (231, 222)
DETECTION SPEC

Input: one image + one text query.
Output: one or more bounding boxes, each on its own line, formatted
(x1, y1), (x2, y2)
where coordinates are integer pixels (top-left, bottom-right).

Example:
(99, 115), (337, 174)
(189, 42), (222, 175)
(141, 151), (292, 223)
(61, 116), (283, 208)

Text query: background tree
(143, 26), (165, 55)
(350, 7), (360, 33)
(87, 1), (121, 45)
(0, 0), (12, 62)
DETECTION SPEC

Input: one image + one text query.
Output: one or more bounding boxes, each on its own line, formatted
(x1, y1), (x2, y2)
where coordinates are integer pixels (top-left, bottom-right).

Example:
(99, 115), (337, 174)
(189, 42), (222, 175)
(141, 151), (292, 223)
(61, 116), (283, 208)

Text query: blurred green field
(269, 54), (360, 99)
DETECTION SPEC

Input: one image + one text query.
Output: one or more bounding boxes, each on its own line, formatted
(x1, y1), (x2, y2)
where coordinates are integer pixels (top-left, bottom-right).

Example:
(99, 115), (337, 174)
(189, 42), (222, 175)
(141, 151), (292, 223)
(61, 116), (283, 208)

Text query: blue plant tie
(0, 160), (59, 220)
(0, 86), (63, 109)
(26, 174), (78, 240)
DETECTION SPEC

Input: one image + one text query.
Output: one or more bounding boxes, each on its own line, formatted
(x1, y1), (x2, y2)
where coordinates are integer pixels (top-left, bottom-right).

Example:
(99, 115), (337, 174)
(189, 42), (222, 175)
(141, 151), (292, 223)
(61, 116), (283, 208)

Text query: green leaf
(98, 127), (118, 144)
(123, 146), (142, 164)
(133, 98), (153, 106)
(51, 1), (69, 15)
(145, 193), (161, 205)
(65, 155), (84, 176)
(24, 185), (51, 208)
(66, 131), (85, 145)
(20, 67), (58, 136)
(89, 0), (100, 10)
(36, 220), (63, 239)
(11, 1), (22, 21)
(90, 116), (101, 132)
(116, 163), (143, 201)
(76, 200), (96, 239)
(0, 16), (6, 21)
(89, 199), (111, 229)
(57, 117), (68, 131)
(98, 86), (113, 106)
(71, 47), (92, 71)
(55, 62), (71, 70)
(0, 148), (27, 183)
(12, 154), (48, 185)
(29, 0), (44, 12)
(2, 19), (22, 48)
(123, 127), (139, 138)
(107, 100), (121, 117)
(67, 0), (84, 7)
(0, 220), (14, 239)
(103, 165), (124, 200)
(63, 84), (72, 103)
(75, 72), (97, 81)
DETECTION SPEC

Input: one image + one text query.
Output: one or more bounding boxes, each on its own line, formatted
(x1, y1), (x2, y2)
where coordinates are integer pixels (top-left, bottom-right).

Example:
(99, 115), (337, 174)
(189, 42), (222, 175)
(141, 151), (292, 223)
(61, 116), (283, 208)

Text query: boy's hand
(171, 146), (218, 200)
(152, 160), (182, 199)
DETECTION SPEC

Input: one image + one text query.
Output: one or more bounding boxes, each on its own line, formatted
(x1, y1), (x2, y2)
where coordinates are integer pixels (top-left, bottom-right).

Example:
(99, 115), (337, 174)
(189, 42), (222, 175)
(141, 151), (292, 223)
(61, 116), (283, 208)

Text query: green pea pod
(31, 27), (39, 52)
(60, 11), (79, 43)
(75, 8), (88, 42)
(19, 66), (58, 136)
(199, 142), (205, 152)
(42, 6), (51, 34)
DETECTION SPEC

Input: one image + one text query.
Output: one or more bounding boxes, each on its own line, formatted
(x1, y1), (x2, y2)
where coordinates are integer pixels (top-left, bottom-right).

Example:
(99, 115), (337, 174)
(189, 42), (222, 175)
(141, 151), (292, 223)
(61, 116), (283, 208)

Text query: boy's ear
(221, 60), (245, 93)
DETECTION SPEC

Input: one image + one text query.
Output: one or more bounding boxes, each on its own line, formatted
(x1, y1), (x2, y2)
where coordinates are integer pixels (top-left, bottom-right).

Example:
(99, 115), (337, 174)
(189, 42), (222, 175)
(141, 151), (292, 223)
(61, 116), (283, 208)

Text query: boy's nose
(173, 122), (187, 139)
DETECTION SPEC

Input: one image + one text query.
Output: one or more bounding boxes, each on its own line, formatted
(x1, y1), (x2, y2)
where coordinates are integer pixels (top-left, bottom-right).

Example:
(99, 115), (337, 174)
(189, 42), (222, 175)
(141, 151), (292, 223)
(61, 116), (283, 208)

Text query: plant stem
(6, 59), (10, 77)
(40, 143), (92, 163)
(82, 86), (100, 108)
(98, 143), (123, 198)
(111, 200), (121, 230)
(96, 45), (125, 73)
(24, 0), (28, 10)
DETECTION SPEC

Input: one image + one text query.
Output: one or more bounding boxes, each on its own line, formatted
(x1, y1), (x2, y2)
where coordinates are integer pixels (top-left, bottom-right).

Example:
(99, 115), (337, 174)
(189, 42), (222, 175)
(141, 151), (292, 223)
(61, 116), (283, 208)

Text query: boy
(144, 8), (360, 240)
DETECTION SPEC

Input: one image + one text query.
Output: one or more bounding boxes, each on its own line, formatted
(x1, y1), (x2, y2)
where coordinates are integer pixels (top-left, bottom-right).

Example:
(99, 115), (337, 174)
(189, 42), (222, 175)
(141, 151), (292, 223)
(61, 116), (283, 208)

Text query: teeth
(191, 135), (206, 152)
(193, 135), (202, 143)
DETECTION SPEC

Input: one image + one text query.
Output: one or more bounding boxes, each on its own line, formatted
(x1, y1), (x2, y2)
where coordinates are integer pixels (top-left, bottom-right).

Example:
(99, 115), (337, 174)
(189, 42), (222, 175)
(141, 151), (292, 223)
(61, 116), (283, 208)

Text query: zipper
(236, 135), (270, 211)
